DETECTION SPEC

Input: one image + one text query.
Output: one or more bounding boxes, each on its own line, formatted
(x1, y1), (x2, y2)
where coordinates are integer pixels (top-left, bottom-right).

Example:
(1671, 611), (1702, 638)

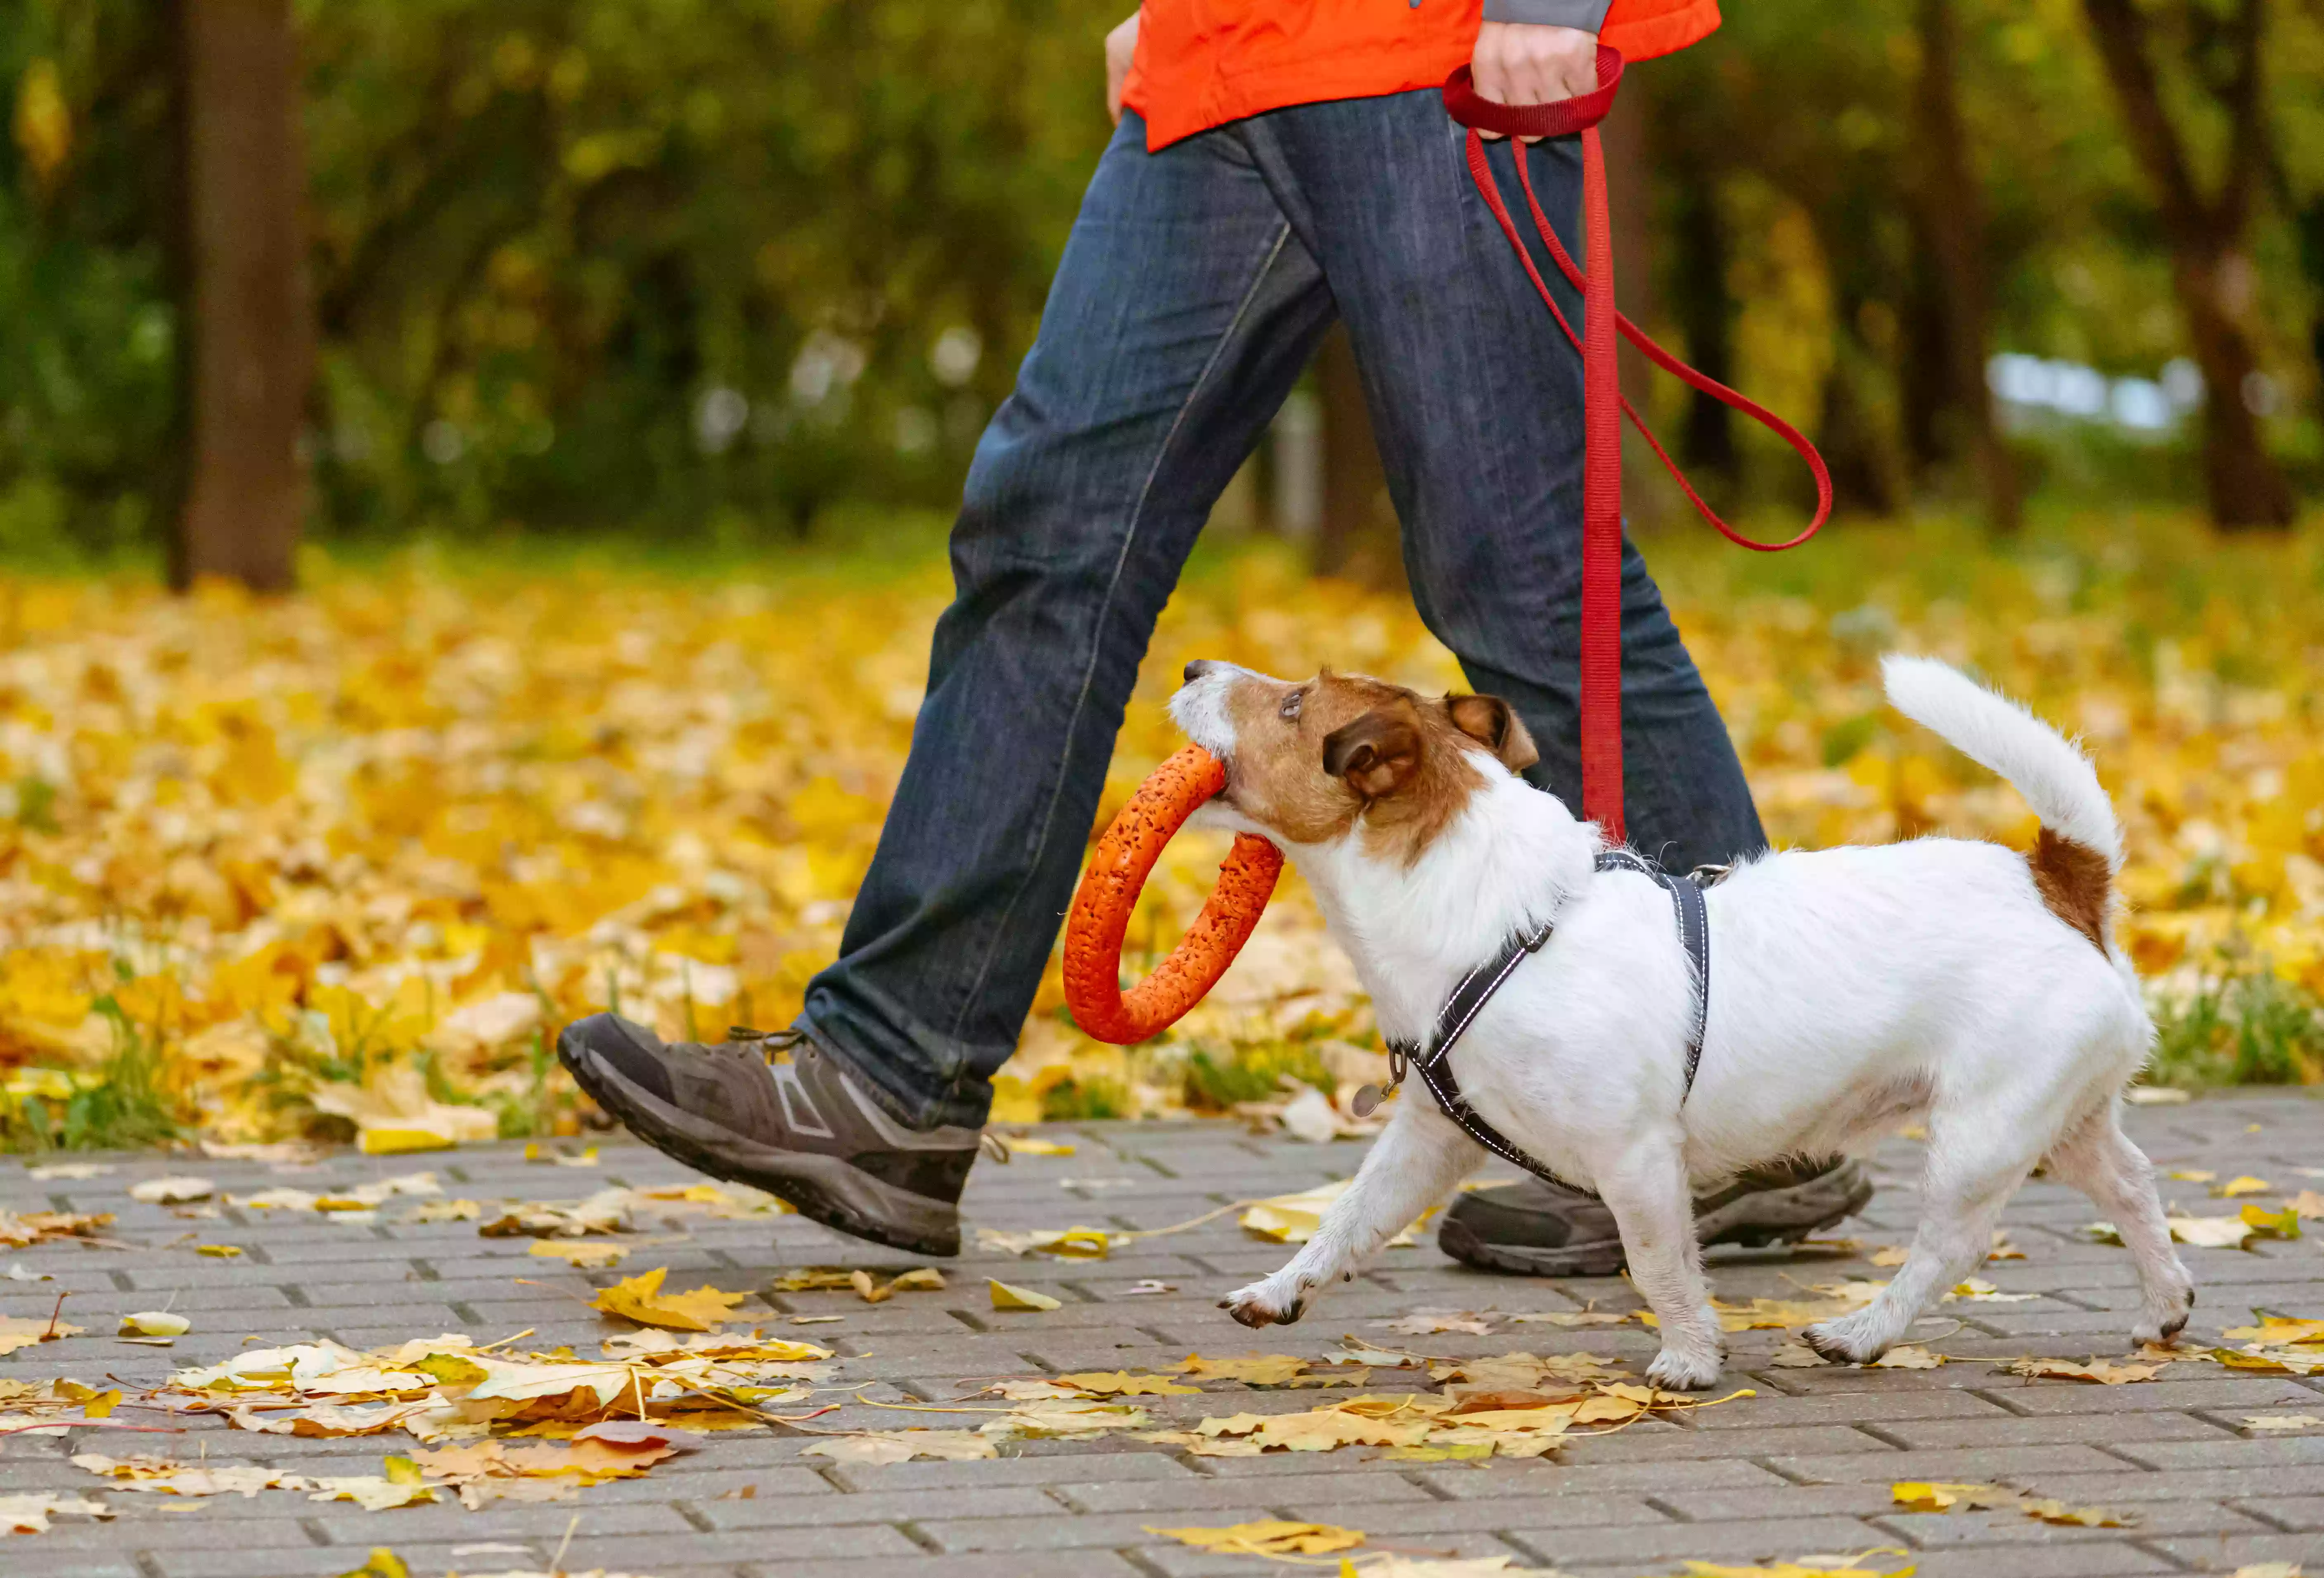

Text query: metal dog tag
(1350, 1084), (1384, 1118)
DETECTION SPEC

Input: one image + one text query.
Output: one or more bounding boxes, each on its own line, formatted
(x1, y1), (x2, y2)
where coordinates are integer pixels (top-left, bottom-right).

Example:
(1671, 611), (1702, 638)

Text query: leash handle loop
(1441, 50), (1623, 138)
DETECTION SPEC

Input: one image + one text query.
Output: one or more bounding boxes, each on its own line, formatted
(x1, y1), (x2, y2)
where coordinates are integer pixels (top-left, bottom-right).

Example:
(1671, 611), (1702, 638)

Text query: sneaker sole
(557, 1031), (962, 1259)
(1438, 1167), (1876, 1279)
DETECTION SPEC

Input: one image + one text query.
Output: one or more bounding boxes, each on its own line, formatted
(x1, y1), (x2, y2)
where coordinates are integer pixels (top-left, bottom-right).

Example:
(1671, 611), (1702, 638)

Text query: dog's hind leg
(1805, 1106), (2035, 1364)
(1597, 1136), (1724, 1389)
(2044, 1101), (2194, 1345)
(1222, 1101), (1480, 1328)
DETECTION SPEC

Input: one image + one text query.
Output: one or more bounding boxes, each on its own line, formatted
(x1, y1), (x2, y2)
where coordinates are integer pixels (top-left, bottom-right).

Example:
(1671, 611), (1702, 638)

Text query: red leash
(1443, 49), (1830, 845)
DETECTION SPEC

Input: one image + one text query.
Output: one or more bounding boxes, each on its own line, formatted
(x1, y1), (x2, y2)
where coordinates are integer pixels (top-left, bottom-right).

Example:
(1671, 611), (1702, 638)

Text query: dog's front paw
(1646, 1345), (1723, 1391)
(1800, 1312), (1886, 1366)
(2133, 1271), (2198, 1347)
(1219, 1278), (1306, 1328)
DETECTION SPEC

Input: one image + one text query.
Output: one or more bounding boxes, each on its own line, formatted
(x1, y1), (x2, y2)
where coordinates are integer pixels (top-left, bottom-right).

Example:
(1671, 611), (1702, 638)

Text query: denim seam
(938, 217), (1299, 1090)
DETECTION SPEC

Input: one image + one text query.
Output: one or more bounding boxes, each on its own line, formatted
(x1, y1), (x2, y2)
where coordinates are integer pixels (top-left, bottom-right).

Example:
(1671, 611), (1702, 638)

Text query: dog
(1170, 654), (2192, 1389)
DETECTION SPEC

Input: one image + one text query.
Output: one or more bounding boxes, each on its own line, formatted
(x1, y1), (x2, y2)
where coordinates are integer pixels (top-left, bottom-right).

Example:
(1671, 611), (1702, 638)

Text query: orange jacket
(1123, 0), (1720, 150)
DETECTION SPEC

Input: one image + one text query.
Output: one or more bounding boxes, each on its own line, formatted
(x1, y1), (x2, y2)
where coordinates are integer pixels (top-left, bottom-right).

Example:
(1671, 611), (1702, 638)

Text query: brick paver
(5, 1091), (2322, 1576)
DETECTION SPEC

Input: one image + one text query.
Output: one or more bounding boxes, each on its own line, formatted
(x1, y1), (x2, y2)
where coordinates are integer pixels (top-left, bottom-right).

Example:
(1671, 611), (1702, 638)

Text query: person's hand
(1106, 12), (1140, 125)
(1471, 21), (1598, 140)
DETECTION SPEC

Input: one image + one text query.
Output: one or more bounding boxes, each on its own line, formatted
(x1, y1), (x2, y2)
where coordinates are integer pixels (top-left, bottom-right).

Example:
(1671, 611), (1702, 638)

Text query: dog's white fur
(1173, 655), (2190, 1389)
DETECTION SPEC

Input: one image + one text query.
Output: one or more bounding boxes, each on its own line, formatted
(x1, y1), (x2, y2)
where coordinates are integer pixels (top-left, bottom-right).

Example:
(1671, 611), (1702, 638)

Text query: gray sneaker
(1437, 1156), (1874, 1277)
(556, 1014), (978, 1257)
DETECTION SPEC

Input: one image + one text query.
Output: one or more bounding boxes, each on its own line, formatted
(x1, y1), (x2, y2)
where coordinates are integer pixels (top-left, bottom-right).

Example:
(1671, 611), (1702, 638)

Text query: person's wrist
(1481, 0), (1613, 29)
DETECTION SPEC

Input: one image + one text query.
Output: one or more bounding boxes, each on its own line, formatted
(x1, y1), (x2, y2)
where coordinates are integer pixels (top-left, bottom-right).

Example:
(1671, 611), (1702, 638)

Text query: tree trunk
(1911, 0), (2019, 531)
(171, 0), (311, 591)
(1668, 162), (1739, 485)
(2080, 0), (2292, 529)
(1313, 325), (1405, 590)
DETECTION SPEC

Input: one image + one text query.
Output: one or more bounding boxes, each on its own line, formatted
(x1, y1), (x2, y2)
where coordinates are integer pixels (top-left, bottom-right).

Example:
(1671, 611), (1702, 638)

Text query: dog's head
(1168, 661), (1538, 861)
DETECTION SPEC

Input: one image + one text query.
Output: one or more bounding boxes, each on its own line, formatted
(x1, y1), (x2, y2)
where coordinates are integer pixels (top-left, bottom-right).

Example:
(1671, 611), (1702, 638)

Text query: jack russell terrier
(1170, 653), (2191, 1390)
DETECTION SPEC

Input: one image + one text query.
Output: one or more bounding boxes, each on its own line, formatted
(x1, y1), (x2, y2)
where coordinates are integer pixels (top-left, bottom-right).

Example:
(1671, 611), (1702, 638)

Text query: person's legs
(1247, 94), (1762, 872)
(801, 115), (1332, 1130)
(562, 112), (1337, 1251)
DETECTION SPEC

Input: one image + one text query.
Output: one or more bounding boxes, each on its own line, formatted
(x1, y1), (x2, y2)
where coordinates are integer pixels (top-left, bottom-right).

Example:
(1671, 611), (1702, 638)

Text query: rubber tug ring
(1062, 744), (1284, 1044)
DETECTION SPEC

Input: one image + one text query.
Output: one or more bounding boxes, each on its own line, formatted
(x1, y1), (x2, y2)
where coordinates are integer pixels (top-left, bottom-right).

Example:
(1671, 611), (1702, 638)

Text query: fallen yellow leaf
(800, 1430), (995, 1464)
(589, 1266), (750, 1331)
(1145, 1519), (1365, 1556)
(988, 1278), (1061, 1312)
(2002, 1356), (2163, 1384)
(529, 1239), (628, 1267)
(0, 1314), (84, 1354)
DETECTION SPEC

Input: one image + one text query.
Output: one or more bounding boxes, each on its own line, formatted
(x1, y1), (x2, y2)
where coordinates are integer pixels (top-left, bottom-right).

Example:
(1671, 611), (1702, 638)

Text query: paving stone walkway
(5, 1092), (2323, 1578)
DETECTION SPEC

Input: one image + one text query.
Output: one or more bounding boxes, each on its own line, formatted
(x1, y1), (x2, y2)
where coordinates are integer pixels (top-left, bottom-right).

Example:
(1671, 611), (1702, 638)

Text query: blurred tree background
(1, 0), (2319, 574)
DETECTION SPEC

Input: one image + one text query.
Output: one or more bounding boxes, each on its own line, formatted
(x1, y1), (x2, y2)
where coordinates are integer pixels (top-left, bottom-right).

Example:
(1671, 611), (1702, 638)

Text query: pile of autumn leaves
(1, 514), (2321, 1144)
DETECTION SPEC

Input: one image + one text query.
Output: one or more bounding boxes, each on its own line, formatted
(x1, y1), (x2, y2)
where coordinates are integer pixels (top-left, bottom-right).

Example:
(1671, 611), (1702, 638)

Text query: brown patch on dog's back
(2029, 827), (2111, 951)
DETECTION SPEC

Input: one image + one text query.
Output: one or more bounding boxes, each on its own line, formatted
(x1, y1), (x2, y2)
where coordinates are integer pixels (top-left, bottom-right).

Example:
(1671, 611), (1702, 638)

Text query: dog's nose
(1183, 660), (1222, 685)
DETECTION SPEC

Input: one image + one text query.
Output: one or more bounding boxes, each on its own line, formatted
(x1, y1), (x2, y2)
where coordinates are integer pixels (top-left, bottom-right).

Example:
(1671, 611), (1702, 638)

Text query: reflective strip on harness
(1386, 848), (1710, 1183)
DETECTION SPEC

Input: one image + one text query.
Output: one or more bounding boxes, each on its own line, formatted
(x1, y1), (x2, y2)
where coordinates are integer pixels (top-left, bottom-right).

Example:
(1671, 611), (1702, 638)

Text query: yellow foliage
(2, 517), (2321, 1145)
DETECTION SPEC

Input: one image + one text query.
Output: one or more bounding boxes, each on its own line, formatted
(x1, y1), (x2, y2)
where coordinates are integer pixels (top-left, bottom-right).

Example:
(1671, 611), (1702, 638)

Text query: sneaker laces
(723, 1025), (809, 1065)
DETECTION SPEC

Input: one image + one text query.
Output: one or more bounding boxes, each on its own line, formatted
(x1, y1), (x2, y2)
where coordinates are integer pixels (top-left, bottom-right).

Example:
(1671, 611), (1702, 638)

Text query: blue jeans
(800, 90), (1767, 1130)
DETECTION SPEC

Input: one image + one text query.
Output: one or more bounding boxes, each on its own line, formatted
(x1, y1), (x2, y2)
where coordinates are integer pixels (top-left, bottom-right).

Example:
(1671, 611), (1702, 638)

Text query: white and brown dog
(1171, 654), (2191, 1389)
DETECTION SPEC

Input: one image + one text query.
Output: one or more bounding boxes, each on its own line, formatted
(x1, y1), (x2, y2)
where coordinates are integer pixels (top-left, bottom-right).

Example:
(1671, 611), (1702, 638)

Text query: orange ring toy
(1063, 744), (1284, 1044)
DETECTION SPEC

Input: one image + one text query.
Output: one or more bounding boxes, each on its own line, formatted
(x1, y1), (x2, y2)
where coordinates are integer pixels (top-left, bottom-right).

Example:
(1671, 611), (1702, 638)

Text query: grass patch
(2147, 973), (2324, 1089)
(1180, 1041), (1336, 1112)
(1039, 1074), (1132, 1122)
(1, 997), (184, 1153)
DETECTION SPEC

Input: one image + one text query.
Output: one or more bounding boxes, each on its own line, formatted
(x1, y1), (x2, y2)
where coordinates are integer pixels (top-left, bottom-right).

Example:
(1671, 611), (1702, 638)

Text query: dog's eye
(1279, 691), (1302, 722)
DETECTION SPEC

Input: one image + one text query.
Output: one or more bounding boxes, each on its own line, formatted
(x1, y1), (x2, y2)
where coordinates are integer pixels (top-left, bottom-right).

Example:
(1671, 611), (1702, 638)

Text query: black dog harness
(1359, 848), (1711, 1185)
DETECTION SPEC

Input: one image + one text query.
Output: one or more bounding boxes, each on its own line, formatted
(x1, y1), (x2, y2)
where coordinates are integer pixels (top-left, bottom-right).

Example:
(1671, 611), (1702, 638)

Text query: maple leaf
(2241, 1203), (2303, 1239)
(2004, 1356), (2163, 1384)
(800, 1430), (995, 1464)
(307, 1475), (436, 1510)
(0, 1210), (111, 1248)
(589, 1266), (749, 1331)
(1047, 1370), (1199, 1397)
(1144, 1519), (1365, 1556)
(1381, 1310), (1496, 1336)
(974, 1226), (1111, 1257)
(2166, 1214), (2255, 1249)
(772, 1268), (859, 1291)
(73, 1454), (313, 1497)
(2221, 1315), (2324, 1345)
(1172, 1353), (1312, 1386)
(1507, 1309), (1631, 1327)
(0, 1314), (84, 1354)
(1238, 1180), (1427, 1246)
(982, 1399), (1154, 1440)
(0, 1493), (111, 1533)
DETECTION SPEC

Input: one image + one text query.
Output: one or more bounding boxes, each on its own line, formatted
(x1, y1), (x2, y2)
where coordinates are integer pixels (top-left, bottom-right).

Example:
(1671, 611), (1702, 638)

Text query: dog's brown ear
(1448, 693), (1539, 772)
(1323, 709), (1422, 800)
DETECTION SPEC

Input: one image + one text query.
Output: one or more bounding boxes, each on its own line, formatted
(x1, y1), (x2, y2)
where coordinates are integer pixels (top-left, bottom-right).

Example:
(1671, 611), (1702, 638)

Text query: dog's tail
(1883, 654), (2122, 949)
